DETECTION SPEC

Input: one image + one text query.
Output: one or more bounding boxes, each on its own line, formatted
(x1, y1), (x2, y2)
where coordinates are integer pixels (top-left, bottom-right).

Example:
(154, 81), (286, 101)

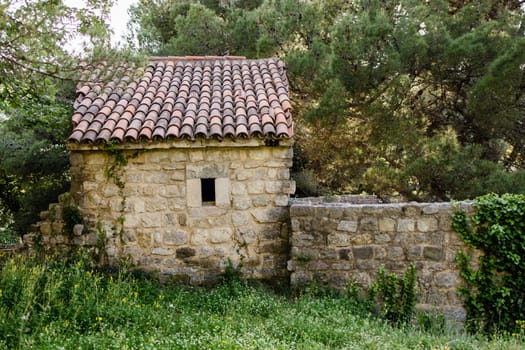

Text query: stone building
(38, 56), (295, 282)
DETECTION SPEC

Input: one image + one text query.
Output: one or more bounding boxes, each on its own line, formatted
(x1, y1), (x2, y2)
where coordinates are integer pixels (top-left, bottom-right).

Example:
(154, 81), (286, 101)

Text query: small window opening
(201, 178), (216, 205)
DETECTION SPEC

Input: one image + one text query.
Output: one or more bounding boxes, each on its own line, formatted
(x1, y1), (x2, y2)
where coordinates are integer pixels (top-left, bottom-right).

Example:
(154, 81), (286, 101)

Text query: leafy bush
(368, 264), (417, 325)
(453, 193), (525, 333)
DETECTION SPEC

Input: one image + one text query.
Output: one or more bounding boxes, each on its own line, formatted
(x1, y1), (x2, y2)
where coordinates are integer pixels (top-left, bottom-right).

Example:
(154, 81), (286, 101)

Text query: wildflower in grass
(96, 316), (103, 322)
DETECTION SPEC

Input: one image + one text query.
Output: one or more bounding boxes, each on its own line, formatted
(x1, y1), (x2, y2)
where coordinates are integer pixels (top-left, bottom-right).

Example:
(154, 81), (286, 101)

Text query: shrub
(452, 193), (525, 333)
(368, 264), (417, 325)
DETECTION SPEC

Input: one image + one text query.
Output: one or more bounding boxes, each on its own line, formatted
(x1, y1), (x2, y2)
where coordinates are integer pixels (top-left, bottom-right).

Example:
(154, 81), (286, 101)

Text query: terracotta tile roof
(69, 56), (294, 144)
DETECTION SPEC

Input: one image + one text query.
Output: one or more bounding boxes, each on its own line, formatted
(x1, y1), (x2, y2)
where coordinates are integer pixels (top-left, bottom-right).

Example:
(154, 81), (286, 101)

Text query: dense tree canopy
(128, 0), (525, 200)
(2, 0), (525, 237)
(0, 0), (131, 236)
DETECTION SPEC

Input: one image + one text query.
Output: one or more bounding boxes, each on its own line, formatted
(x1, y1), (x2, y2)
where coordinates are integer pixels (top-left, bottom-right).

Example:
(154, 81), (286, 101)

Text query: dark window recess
(201, 178), (216, 204)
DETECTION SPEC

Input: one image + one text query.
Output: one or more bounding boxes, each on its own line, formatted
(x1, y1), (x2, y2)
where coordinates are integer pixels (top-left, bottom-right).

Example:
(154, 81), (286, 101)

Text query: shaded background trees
(2, 0), (525, 236)
(0, 0), (132, 237)
(127, 0), (525, 200)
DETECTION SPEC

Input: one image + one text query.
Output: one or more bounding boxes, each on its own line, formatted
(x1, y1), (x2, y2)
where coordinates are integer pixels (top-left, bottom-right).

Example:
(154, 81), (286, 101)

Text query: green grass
(0, 254), (524, 349)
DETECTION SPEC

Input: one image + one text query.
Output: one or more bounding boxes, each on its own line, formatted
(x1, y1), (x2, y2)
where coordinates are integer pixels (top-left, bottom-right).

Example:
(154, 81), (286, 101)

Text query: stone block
(141, 213), (162, 228)
(397, 218), (415, 232)
(274, 195), (289, 207)
(319, 248), (338, 259)
(423, 246), (444, 261)
(360, 217), (378, 231)
(231, 182), (247, 195)
(422, 204), (440, 214)
(209, 228), (233, 244)
(51, 222), (64, 234)
(283, 180), (296, 194)
(417, 217), (438, 232)
(327, 233), (351, 247)
(290, 271), (313, 287)
(188, 207), (227, 218)
(234, 227), (257, 244)
(374, 233), (391, 243)
(339, 248), (351, 260)
(84, 153), (106, 165)
(331, 262), (352, 270)
(291, 218), (301, 231)
(402, 205), (421, 217)
(379, 218), (396, 232)
(186, 178), (201, 207)
(233, 198), (251, 210)
(132, 199), (145, 213)
(388, 246), (404, 260)
(251, 207), (288, 223)
(144, 172), (169, 184)
(247, 180), (265, 194)
(164, 230), (188, 245)
(356, 260), (380, 270)
(374, 247), (387, 259)
(407, 246), (422, 260)
(73, 224), (84, 236)
(215, 178), (231, 206)
(260, 225), (280, 240)
(178, 214), (187, 226)
(232, 211), (250, 226)
(188, 151), (204, 162)
(290, 205), (313, 217)
(435, 272), (458, 288)
(353, 246), (374, 259)
(152, 247), (174, 256)
(176, 247), (196, 259)
(337, 220), (358, 232)
(162, 185), (184, 198)
(102, 184), (119, 197)
(40, 222), (52, 235)
(351, 234), (373, 245)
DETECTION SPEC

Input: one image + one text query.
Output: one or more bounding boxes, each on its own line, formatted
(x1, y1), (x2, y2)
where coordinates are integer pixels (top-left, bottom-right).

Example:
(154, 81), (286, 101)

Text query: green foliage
(368, 264), (417, 325)
(452, 193), (525, 334)
(63, 206), (83, 235)
(128, 0), (525, 199)
(0, 0), (113, 106)
(1, 255), (523, 348)
(0, 97), (71, 235)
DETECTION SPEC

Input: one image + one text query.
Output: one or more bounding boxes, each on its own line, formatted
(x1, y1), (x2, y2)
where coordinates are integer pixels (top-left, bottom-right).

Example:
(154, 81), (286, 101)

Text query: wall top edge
(67, 138), (294, 151)
(290, 196), (473, 209)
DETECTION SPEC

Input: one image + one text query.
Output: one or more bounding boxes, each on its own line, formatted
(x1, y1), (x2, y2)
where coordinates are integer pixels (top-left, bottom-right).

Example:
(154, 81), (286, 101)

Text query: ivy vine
(101, 142), (141, 244)
(452, 193), (525, 334)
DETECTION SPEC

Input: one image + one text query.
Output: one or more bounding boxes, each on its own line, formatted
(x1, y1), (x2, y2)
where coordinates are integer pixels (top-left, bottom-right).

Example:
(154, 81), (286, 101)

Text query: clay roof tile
(69, 56), (293, 143)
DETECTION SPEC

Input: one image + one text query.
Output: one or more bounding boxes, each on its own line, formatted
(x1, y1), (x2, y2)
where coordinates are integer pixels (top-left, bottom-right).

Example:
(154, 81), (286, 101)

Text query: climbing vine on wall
(452, 193), (525, 334)
(101, 142), (142, 243)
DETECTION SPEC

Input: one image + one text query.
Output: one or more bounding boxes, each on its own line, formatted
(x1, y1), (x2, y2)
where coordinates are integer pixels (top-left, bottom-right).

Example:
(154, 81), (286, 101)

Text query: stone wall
(287, 197), (474, 320)
(27, 139), (295, 283)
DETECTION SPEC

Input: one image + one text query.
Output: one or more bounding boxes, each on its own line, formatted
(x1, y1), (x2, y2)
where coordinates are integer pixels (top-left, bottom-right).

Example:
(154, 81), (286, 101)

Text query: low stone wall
(288, 197), (474, 320)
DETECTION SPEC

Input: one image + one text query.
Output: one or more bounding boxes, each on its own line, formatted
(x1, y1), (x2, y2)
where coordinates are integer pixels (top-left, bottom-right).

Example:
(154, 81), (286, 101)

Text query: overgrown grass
(0, 254), (524, 349)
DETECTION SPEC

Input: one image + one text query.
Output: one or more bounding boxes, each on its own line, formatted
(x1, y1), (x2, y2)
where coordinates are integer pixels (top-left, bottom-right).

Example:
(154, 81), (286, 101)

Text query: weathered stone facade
(288, 196), (475, 320)
(28, 139), (295, 283)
